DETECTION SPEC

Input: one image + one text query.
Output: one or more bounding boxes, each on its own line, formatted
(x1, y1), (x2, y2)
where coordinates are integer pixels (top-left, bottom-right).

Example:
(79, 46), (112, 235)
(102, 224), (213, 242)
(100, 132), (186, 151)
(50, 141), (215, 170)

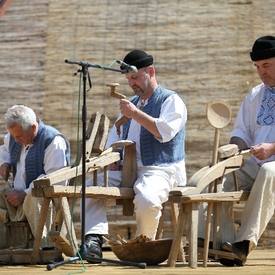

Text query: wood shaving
(106, 234), (152, 246)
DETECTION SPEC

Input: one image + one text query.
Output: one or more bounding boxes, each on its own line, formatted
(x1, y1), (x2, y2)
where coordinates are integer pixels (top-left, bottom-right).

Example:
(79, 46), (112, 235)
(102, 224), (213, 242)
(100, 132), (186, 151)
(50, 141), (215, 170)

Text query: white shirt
(106, 92), (187, 186)
(0, 133), (68, 193)
(231, 83), (275, 165)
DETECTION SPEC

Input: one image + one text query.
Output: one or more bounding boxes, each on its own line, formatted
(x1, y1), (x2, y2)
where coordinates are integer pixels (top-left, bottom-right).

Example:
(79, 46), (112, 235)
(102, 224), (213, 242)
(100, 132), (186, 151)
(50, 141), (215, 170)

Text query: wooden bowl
(110, 238), (173, 265)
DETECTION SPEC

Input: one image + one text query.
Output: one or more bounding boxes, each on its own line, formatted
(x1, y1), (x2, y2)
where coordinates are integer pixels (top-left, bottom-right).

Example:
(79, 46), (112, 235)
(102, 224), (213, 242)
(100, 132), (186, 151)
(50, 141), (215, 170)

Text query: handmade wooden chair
(167, 144), (251, 268)
(30, 111), (182, 264)
(167, 99), (251, 268)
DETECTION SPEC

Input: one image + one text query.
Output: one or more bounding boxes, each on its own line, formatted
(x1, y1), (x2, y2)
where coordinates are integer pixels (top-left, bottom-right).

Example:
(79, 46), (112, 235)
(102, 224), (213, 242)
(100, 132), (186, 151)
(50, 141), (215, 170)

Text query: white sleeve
(0, 133), (11, 166)
(154, 94), (187, 143)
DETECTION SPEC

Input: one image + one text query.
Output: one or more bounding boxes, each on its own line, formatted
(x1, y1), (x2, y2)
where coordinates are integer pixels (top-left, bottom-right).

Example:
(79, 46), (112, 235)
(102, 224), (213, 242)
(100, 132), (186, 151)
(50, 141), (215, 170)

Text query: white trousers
(0, 189), (56, 249)
(198, 159), (275, 249)
(83, 167), (177, 239)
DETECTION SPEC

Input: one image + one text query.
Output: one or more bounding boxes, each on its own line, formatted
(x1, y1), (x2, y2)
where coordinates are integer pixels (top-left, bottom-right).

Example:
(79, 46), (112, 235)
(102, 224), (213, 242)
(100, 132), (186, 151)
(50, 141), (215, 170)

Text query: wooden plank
(0, 249), (63, 265)
(92, 113), (110, 153)
(85, 112), (103, 158)
(198, 247), (234, 259)
(33, 152), (120, 187)
(169, 186), (197, 196)
(121, 142), (137, 188)
(32, 185), (134, 199)
(169, 191), (250, 203)
(58, 196), (78, 256)
(31, 198), (51, 264)
(218, 144), (238, 159)
(33, 140), (136, 188)
(74, 112), (103, 165)
(189, 202), (199, 268)
(48, 231), (75, 257)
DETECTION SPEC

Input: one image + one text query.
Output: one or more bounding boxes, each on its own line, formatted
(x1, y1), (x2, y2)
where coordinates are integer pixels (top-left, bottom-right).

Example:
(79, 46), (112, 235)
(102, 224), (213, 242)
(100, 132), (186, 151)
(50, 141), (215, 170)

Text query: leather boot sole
(220, 242), (247, 266)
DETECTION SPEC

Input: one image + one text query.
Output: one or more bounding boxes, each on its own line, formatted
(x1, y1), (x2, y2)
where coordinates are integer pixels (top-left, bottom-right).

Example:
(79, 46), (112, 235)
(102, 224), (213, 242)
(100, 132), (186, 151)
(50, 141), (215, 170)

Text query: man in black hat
(83, 49), (187, 262)
(215, 35), (275, 266)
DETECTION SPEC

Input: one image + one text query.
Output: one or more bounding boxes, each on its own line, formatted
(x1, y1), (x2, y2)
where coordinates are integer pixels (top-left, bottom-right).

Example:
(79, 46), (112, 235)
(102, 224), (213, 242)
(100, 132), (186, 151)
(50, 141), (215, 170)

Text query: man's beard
(134, 88), (145, 97)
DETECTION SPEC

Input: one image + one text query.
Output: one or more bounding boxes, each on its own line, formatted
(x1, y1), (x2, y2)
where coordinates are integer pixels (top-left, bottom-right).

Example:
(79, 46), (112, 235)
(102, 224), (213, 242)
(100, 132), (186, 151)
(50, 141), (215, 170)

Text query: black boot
(198, 237), (213, 249)
(220, 240), (249, 266)
(84, 234), (103, 264)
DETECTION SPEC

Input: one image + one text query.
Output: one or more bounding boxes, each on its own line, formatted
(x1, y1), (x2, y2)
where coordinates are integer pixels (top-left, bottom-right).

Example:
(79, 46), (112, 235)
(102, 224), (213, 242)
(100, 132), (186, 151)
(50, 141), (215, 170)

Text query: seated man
(82, 49), (187, 262)
(0, 105), (70, 249)
(199, 35), (275, 266)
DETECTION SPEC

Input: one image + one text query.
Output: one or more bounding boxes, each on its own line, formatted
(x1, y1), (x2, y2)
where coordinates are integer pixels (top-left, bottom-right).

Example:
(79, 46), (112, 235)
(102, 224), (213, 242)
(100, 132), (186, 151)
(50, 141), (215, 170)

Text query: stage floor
(0, 248), (274, 275)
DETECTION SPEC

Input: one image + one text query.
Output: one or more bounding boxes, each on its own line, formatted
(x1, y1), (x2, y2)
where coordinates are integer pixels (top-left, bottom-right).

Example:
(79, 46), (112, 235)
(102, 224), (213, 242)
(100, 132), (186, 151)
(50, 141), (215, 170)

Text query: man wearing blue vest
(0, 105), (70, 249)
(83, 50), (187, 262)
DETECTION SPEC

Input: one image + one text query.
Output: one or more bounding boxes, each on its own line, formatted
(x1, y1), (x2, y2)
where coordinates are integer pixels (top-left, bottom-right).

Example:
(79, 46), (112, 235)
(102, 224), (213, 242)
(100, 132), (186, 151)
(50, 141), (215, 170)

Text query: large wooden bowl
(110, 238), (173, 265)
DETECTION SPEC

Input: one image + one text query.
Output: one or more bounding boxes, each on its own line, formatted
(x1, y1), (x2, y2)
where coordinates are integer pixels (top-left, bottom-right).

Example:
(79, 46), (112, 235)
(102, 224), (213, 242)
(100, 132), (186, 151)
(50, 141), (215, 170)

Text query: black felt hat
(121, 50), (153, 70)
(250, 36), (275, 61)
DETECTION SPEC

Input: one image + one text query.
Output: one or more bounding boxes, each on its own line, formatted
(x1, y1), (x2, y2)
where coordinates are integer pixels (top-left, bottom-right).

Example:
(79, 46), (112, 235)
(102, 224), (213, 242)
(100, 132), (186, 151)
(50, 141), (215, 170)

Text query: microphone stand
(47, 60), (146, 270)
(66, 59), (125, 256)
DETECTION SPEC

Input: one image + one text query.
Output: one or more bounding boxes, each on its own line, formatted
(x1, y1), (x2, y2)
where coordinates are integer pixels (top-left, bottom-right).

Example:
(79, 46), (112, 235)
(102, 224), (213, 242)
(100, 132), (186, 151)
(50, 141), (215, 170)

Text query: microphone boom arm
(65, 59), (127, 73)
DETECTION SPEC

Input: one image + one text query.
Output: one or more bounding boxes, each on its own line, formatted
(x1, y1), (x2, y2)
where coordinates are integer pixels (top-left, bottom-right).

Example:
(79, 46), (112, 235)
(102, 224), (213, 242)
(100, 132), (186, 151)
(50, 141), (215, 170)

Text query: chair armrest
(188, 155), (243, 192)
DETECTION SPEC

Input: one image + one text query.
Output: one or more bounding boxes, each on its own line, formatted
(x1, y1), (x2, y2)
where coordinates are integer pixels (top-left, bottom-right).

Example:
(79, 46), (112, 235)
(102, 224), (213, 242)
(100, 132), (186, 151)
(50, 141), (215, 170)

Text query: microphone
(116, 60), (138, 73)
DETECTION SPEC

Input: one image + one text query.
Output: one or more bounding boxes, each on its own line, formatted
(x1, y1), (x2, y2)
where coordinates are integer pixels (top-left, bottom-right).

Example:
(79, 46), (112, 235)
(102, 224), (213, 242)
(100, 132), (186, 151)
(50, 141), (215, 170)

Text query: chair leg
(189, 202), (199, 268)
(170, 202), (185, 262)
(203, 201), (213, 267)
(212, 201), (223, 249)
(31, 198), (51, 264)
(156, 203), (166, 240)
(167, 203), (188, 267)
(50, 197), (78, 257)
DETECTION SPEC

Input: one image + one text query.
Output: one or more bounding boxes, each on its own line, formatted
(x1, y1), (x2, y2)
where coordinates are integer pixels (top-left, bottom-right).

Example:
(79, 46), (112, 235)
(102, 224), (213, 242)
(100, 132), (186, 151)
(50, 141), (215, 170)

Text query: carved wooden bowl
(110, 238), (173, 265)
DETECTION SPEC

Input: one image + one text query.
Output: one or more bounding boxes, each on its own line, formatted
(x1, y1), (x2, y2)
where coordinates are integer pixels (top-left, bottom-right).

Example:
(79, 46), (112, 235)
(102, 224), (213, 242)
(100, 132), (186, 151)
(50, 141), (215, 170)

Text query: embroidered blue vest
(122, 85), (185, 166)
(9, 120), (70, 188)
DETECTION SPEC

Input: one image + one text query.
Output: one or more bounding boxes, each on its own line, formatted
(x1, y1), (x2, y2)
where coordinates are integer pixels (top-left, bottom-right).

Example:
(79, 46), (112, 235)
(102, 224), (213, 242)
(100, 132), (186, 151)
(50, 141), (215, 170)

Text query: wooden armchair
(30, 111), (182, 264)
(30, 112), (137, 264)
(167, 144), (250, 268)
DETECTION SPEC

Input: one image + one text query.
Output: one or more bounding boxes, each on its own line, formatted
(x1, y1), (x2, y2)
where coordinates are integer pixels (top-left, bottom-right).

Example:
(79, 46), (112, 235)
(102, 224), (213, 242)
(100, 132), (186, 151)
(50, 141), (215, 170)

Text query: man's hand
(5, 189), (26, 207)
(119, 99), (139, 118)
(119, 98), (162, 139)
(250, 143), (275, 160)
(108, 161), (121, 171)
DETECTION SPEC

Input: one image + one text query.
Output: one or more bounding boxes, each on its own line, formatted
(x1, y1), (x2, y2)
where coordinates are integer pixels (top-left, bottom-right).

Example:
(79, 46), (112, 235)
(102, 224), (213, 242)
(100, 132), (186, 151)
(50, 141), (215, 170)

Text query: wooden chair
(30, 111), (182, 264)
(167, 144), (250, 268)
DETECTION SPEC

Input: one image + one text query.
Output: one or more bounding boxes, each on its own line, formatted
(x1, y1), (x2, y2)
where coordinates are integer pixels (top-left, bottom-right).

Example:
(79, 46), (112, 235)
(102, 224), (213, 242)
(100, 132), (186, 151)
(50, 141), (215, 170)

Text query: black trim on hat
(128, 55), (153, 69)
(250, 48), (275, 61)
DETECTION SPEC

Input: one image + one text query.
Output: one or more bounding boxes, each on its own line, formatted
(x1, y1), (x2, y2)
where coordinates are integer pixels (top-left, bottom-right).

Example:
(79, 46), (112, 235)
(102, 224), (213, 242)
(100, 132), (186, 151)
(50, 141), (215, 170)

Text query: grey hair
(4, 105), (37, 131)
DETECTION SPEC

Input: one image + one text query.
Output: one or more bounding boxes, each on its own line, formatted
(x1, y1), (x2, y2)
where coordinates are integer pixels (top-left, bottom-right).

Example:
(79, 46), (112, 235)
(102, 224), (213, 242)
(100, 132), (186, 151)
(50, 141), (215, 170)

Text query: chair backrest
(73, 112), (110, 167)
(69, 111), (110, 186)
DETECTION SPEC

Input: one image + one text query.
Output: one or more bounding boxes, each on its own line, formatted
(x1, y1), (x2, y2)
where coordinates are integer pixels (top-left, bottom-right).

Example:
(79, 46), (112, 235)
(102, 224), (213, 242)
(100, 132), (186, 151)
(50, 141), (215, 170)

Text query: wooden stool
(6, 221), (33, 249)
